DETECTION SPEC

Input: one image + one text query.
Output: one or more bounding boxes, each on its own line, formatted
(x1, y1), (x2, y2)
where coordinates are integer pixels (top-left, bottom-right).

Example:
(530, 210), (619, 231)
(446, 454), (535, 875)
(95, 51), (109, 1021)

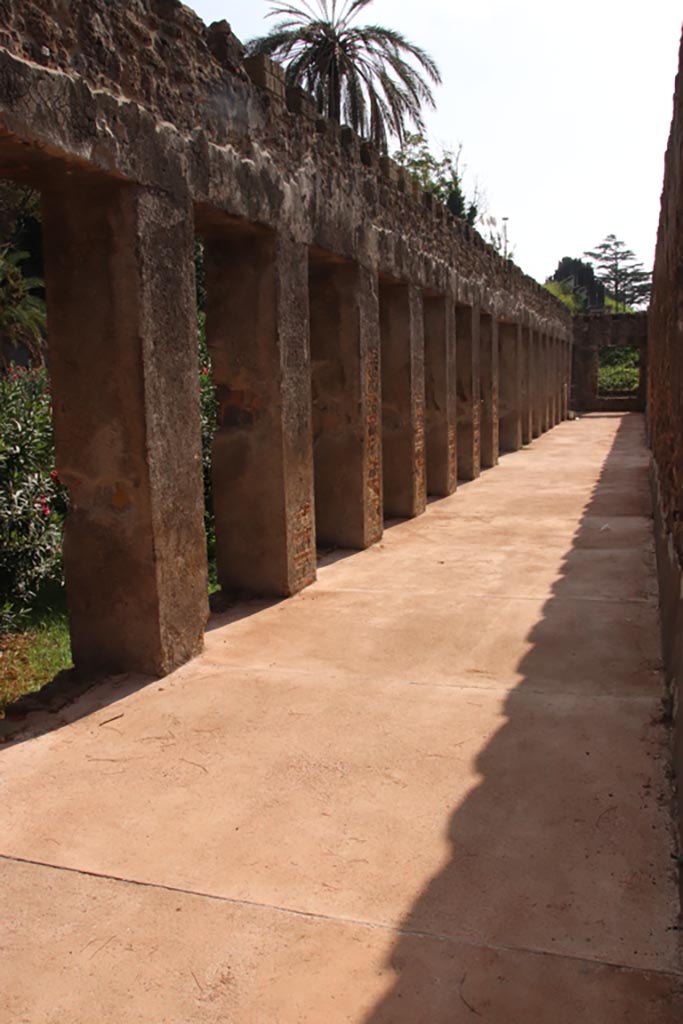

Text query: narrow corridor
(1, 414), (681, 1022)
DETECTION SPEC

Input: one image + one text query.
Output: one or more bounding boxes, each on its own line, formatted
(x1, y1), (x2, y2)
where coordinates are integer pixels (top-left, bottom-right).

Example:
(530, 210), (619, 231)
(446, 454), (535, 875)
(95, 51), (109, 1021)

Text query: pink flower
(50, 469), (59, 481)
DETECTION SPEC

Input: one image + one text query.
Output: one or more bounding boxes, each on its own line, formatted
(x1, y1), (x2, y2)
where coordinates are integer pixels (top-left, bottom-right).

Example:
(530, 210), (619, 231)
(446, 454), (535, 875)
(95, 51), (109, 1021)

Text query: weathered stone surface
(424, 293), (457, 496)
(0, 1), (572, 330)
(309, 256), (382, 548)
(43, 180), (208, 676)
(499, 321), (523, 452)
(380, 282), (426, 518)
(456, 303), (481, 480)
(572, 313), (648, 413)
(0, 0), (570, 673)
(205, 230), (316, 597)
(480, 313), (499, 468)
(650, 30), (683, 844)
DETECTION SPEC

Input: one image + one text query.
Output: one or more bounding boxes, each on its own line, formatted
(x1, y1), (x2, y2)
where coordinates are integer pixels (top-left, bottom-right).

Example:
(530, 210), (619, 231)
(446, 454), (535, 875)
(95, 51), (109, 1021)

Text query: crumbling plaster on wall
(0, 0), (570, 339)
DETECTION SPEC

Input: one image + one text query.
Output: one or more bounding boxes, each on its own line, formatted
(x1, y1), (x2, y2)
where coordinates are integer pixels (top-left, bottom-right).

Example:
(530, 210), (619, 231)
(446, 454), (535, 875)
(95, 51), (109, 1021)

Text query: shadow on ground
(361, 414), (683, 1022)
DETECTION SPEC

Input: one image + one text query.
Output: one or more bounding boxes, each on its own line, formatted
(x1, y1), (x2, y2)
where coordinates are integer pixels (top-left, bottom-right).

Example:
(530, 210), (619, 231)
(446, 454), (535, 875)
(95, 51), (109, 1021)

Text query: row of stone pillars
(41, 179), (570, 680)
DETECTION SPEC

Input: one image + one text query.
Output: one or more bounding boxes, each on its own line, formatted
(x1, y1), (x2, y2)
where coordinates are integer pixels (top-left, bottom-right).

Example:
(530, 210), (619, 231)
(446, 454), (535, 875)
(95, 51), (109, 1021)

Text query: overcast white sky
(186, 0), (682, 283)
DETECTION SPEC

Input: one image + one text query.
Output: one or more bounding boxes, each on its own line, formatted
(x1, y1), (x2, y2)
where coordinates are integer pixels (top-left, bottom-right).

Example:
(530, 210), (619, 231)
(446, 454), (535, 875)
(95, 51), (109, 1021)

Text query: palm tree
(246, 0), (441, 152)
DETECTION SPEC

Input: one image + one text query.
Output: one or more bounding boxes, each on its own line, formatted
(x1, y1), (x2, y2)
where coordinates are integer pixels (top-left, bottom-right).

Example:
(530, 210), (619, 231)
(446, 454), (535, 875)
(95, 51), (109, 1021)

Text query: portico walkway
(1, 413), (681, 1021)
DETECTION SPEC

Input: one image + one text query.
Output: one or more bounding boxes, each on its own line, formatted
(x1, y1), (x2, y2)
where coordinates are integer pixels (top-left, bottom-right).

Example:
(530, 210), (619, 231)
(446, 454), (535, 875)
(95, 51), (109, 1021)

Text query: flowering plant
(0, 364), (67, 633)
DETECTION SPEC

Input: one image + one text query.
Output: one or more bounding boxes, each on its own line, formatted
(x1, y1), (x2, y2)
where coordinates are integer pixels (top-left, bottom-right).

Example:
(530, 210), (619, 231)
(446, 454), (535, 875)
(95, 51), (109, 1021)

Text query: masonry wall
(0, 0), (572, 680)
(649, 29), (683, 839)
(572, 313), (648, 413)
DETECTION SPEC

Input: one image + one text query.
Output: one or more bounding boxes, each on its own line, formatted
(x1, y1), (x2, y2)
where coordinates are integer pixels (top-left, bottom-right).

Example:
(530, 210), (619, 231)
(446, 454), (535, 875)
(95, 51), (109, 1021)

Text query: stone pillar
(549, 337), (558, 427)
(572, 339), (598, 412)
(562, 340), (570, 419)
(520, 326), (533, 445)
(499, 321), (523, 452)
(205, 231), (316, 596)
(43, 181), (208, 677)
(379, 281), (426, 518)
(480, 312), (499, 468)
(424, 293), (457, 496)
(456, 303), (481, 480)
(540, 334), (551, 433)
(559, 339), (565, 422)
(309, 258), (382, 549)
(531, 330), (543, 438)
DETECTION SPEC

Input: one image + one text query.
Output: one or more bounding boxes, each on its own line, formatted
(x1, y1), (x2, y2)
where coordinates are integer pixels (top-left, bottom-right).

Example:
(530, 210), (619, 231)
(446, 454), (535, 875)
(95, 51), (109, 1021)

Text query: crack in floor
(3, 853), (681, 982)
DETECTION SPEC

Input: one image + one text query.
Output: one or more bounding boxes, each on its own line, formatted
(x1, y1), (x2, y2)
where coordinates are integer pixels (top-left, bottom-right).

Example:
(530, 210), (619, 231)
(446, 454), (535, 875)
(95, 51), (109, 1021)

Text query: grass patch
(0, 589), (72, 717)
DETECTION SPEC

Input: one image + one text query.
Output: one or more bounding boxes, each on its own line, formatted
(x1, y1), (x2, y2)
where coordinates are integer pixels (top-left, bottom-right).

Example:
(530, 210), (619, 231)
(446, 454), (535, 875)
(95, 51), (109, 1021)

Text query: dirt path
(1, 413), (681, 1022)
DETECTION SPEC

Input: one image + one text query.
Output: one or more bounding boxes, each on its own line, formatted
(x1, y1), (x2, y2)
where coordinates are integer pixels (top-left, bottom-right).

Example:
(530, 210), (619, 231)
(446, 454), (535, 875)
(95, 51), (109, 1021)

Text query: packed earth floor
(1, 413), (682, 1022)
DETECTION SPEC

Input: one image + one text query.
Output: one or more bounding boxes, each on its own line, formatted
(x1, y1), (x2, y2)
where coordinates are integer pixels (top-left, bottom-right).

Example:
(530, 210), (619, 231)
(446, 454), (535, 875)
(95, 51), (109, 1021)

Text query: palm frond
(248, 0), (441, 151)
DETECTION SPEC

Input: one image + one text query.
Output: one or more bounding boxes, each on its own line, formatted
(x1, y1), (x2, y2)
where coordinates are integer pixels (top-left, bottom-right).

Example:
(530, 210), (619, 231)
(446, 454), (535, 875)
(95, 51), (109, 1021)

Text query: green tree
(393, 133), (478, 224)
(246, 0), (441, 151)
(584, 235), (651, 311)
(544, 278), (587, 315)
(549, 257), (604, 311)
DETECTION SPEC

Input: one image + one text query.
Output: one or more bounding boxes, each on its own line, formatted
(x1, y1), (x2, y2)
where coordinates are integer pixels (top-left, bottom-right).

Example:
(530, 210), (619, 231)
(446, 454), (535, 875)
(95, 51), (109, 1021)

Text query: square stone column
(531, 330), (543, 438)
(456, 303), (481, 480)
(379, 282), (426, 518)
(540, 334), (551, 433)
(520, 326), (533, 445)
(499, 321), (523, 452)
(43, 181), (208, 677)
(205, 231), (316, 596)
(549, 337), (558, 427)
(572, 340), (598, 412)
(554, 338), (562, 425)
(480, 312), (500, 469)
(309, 258), (382, 548)
(563, 340), (571, 418)
(424, 294), (457, 496)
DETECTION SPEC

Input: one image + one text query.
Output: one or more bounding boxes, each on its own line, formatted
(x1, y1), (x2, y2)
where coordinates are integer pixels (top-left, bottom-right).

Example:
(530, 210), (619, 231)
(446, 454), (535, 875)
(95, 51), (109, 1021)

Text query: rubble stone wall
(649, 30), (683, 838)
(572, 313), (648, 412)
(0, 0), (571, 680)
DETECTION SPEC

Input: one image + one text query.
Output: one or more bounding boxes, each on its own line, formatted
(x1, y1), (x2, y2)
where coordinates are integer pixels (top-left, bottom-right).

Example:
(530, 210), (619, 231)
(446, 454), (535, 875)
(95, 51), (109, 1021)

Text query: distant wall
(572, 313), (648, 413)
(649, 29), (683, 844)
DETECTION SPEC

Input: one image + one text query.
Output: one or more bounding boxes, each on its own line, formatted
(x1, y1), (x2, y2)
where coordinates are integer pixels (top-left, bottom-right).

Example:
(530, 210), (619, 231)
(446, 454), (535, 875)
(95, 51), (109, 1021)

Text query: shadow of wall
(362, 414), (681, 1022)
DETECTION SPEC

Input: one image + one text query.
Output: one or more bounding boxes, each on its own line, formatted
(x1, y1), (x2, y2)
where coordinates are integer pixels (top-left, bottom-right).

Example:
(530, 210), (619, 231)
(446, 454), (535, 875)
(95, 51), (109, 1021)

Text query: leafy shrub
(198, 314), (217, 554)
(1, 315), (218, 640)
(0, 364), (67, 633)
(0, 247), (46, 365)
(598, 346), (640, 394)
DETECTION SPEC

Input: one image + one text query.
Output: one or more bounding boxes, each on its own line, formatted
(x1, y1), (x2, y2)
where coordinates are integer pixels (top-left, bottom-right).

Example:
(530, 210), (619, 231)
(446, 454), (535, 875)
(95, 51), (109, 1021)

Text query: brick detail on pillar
(456, 303), (481, 480)
(309, 258), (382, 549)
(379, 281), (426, 518)
(424, 293), (457, 496)
(499, 321), (523, 452)
(43, 181), (208, 677)
(205, 231), (316, 597)
(520, 326), (533, 445)
(480, 312), (499, 469)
